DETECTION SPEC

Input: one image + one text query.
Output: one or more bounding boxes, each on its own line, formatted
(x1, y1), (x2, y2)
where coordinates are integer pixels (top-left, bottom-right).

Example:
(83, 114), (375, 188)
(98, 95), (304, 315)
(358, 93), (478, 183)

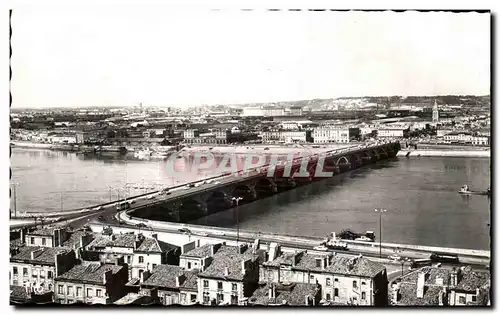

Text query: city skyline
(11, 10), (490, 108)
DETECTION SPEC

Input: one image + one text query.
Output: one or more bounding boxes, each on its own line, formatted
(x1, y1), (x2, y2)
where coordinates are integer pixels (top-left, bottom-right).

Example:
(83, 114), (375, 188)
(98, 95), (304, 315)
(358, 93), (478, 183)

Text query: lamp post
(11, 182), (19, 219)
(400, 258), (410, 277)
(374, 209), (387, 258)
(232, 197), (243, 246)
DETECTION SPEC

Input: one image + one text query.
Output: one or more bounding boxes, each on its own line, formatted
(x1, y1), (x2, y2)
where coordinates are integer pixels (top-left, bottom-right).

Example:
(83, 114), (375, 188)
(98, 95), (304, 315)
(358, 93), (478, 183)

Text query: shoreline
(397, 149), (490, 158)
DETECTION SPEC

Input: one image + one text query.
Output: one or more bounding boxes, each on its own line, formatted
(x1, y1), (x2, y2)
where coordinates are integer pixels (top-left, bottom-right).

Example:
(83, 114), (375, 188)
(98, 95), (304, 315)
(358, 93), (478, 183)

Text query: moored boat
(458, 185), (490, 196)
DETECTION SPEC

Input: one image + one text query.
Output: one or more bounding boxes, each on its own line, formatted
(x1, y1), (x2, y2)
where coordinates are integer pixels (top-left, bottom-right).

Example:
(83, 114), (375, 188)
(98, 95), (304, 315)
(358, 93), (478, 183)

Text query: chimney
(196, 239), (200, 247)
(134, 234), (142, 250)
(241, 260), (249, 275)
(238, 244), (248, 254)
(305, 295), (310, 306)
(103, 270), (112, 285)
(140, 270), (151, 283)
(21, 228), (27, 244)
(53, 229), (60, 247)
(416, 272), (426, 298)
(435, 277), (444, 286)
(211, 243), (222, 256)
(450, 268), (459, 286)
(268, 284), (276, 299)
(175, 274), (186, 287)
(224, 267), (230, 276)
(30, 248), (44, 260)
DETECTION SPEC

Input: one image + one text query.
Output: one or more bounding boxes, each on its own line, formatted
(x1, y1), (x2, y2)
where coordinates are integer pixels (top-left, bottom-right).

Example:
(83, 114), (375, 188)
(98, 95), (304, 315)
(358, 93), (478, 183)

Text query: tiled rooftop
(397, 283), (442, 306)
(10, 246), (73, 265)
(181, 244), (213, 258)
(86, 233), (177, 253)
(27, 226), (64, 237)
(455, 270), (490, 292)
(399, 266), (451, 286)
(61, 231), (96, 249)
(249, 282), (320, 306)
(198, 245), (258, 281)
(141, 265), (198, 291)
(10, 238), (24, 249)
(10, 285), (29, 301)
(264, 252), (386, 278)
(55, 263), (123, 285)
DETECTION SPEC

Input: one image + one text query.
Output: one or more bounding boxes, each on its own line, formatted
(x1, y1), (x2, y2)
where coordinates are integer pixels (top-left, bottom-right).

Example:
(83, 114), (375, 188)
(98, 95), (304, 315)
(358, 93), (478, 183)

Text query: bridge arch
(336, 156), (350, 165)
(206, 191), (231, 214)
(178, 198), (206, 222)
(231, 183), (257, 202)
(255, 178), (277, 196)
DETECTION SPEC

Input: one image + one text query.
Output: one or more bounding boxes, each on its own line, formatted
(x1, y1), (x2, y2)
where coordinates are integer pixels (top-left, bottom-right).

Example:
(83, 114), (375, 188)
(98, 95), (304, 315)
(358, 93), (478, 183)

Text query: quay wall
(118, 211), (490, 259)
(397, 149), (490, 158)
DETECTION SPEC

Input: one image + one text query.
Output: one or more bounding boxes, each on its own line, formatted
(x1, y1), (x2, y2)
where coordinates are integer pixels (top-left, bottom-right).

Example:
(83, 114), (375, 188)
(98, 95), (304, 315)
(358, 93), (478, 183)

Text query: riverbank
(397, 149), (490, 158)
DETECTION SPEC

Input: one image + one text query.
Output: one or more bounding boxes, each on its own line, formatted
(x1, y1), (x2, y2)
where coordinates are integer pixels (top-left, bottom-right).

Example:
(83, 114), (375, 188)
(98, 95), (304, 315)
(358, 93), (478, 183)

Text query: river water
(10, 148), (491, 250)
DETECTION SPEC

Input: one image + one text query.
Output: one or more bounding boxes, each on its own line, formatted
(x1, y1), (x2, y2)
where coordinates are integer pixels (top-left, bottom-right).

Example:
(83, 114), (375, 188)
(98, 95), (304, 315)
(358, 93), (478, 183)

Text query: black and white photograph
(6, 3), (492, 308)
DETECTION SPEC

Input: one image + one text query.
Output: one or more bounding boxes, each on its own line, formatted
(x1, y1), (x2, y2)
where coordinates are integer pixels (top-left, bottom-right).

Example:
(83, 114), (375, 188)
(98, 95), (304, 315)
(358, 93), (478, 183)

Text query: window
(47, 271), (53, 279)
(42, 238), (46, 246)
(40, 270), (45, 279)
(86, 288), (93, 297)
(138, 270), (144, 278)
(326, 278), (331, 286)
(362, 292), (366, 300)
(310, 274), (314, 281)
(96, 289), (102, 297)
(472, 295), (477, 302)
(190, 294), (197, 303)
(203, 292), (210, 304)
(217, 281), (223, 290)
(315, 259), (322, 267)
(12, 280), (18, 286)
(152, 264), (157, 270)
(23, 268), (28, 276)
(58, 285), (64, 294)
(203, 280), (209, 288)
(361, 281), (366, 286)
(180, 293), (186, 302)
(188, 262), (192, 269)
(139, 256), (144, 263)
(30, 237), (34, 245)
(67, 286), (73, 296)
(326, 293), (331, 300)
(32, 269), (38, 277)
(13, 267), (18, 275)
(334, 288), (339, 297)
(48, 284), (52, 291)
(216, 293), (224, 303)
(76, 287), (82, 297)
(459, 296), (466, 304)
(353, 281), (358, 289)
(334, 278), (339, 282)
(232, 283), (237, 291)
(231, 295), (238, 305)
(127, 256), (131, 264)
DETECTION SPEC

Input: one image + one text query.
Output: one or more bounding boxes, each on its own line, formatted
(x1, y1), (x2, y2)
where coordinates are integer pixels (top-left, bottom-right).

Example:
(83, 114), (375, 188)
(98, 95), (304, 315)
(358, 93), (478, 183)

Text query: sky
(10, 9), (490, 108)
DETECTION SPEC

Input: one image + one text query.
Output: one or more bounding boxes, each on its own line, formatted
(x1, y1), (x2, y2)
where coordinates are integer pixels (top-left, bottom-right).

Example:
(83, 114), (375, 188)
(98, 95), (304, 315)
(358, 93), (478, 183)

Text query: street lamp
(232, 197), (243, 246)
(374, 209), (387, 258)
(11, 182), (19, 219)
(400, 257), (411, 277)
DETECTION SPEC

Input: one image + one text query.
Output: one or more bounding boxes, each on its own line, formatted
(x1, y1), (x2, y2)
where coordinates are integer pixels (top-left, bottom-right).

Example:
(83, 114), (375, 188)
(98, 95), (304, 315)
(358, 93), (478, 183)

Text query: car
(197, 232), (209, 237)
(97, 215), (105, 221)
(213, 231), (225, 236)
(183, 186), (190, 190)
(206, 179), (214, 184)
(354, 236), (373, 242)
(129, 200), (136, 204)
(146, 195), (155, 200)
(82, 208), (90, 212)
(93, 206), (103, 211)
(388, 255), (401, 261)
(178, 228), (191, 234)
(136, 223), (148, 228)
(313, 245), (329, 251)
(189, 183), (196, 188)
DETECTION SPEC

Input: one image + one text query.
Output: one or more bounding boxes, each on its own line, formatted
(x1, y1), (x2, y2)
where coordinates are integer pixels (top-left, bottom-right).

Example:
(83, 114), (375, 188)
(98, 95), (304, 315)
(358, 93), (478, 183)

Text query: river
(10, 147), (491, 250)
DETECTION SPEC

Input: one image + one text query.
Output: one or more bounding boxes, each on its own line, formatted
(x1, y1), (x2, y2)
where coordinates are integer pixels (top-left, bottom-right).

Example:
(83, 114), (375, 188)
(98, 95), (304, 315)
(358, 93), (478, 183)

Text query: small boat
(458, 185), (490, 196)
(134, 148), (152, 158)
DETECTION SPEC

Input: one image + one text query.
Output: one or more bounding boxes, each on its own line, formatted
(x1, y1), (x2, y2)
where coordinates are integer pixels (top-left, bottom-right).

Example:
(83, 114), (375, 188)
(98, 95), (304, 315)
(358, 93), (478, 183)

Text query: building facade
(312, 128), (360, 143)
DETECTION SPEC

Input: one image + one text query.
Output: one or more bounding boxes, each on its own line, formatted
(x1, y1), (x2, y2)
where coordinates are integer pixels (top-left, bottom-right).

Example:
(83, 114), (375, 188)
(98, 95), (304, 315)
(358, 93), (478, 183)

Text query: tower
(432, 100), (439, 122)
